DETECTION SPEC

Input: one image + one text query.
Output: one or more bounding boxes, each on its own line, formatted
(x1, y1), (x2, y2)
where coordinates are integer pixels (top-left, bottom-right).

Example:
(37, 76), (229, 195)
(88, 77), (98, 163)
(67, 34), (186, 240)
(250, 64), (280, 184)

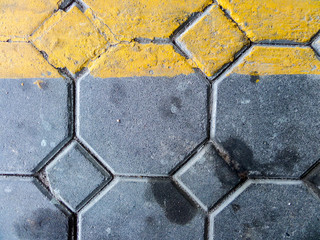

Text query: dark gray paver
(45, 141), (111, 211)
(175, 143), (240, 210)
(0, 78), (72, 173)
(305, 163), (320, 190)
(0, 177), (69, 240)
(77, 74), (208, 175)
(312, 35), (320, 56)
(211, 181), (320, 240)
(213, 74), (320, 177)
(80, 178), (205, 240)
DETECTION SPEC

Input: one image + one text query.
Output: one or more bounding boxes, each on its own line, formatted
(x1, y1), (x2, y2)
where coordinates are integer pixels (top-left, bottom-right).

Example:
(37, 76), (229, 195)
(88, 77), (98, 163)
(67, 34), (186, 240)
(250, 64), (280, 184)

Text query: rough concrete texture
(175, 143), (240, 209)
(0, 177), (69, 240)
(77, 74), (208, 175)
(80, 179), (205, 240)
(211, 182), (320, 239)
(214, 73), (320, 177)
(45, 141), (111, 211)
(1, 1), (320, 239)
(0, 78), (72, 173)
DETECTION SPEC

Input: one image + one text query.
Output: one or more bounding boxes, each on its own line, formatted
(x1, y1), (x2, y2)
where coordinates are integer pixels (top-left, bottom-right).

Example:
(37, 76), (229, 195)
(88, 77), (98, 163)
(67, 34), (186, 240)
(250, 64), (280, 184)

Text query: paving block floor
(1, 0), (320, 239)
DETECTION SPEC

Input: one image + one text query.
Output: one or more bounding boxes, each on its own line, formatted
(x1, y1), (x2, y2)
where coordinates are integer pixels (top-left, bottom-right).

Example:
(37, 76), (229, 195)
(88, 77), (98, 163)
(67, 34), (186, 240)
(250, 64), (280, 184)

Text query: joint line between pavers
(172, 176), (208, 212)
(213, 0), (252, 42)
(168, 138), (208, 176)
(209, 179), (252, 217)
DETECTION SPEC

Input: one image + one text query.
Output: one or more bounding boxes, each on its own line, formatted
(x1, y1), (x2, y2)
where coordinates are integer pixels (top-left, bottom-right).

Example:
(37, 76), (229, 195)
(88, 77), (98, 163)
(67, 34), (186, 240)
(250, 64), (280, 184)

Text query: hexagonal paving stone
(175, 143), (240, 210)
(31, 6), (108, 74)
(84, 0), (212, 41)
(0, 0), (58, 39)
(0, 42), (72, 174)
(77, 73), (208, 175)
(212, 46), (320, 177)
(175, 4), (249, 78)
(45, 141), (111, 211)
(79, 178), (205, 240)
(217, 0), (320, 43)
(211, 181), (320, 239)
(0, 177), (70, 240)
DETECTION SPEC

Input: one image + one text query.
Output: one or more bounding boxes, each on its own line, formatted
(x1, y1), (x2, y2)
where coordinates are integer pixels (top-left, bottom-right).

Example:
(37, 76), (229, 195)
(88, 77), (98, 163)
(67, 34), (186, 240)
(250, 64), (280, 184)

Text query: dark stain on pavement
(110, 82), (127, 105)
(159, 96), (182, 118)
(274, 147), (299, 173)
(150, 181), (197, 225)
(14, 208), (68, 240)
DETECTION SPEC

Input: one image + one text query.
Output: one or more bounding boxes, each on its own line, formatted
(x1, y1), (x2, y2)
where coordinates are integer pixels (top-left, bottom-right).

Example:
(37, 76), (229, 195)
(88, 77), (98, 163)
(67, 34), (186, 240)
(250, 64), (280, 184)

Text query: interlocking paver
(31, 6), (108, 74)
(175, 4), (249, 78)
(312, 34), (320, 56)
(83, 0), (212, 41)
(2, 0), (320, 239)
(0, 42), (71, 173)
(77, 70), (208, 175)
(0, 177), (70, 240)
(89, 43), (194, 78)
(175, 143), (240, 210)
(45, 141), (111, 211)
(217, 0), (320, 43)
(0, 0), (58, 40)
(80, 178), (205, 240)
(212, 46), (320, 177)
(211, 181), (320, 239)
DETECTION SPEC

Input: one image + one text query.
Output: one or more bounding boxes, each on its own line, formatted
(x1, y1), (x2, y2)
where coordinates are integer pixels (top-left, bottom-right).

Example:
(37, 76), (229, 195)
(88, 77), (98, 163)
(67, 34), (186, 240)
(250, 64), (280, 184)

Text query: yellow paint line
(176, 4), (249, 77)
(217, 0), (320, 42)
(232, 46), (320, 75)
(90, 43), (194, 78)
(0, 42), (60, 79)
(84, 0), (213, 41)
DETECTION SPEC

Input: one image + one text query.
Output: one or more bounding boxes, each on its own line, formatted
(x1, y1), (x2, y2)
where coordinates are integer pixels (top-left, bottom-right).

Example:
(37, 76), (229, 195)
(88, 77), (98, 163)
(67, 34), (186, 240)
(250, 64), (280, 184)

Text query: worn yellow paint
(0, 42), (59, 79)
(33, 80), (44, 89)
(232, 46), (320, 75)
(176, 4), (249, 77)
(217, 0), (320, 42)
(0, 0), (58, 38)
(31, 6), (108, 74)
(90, 43), (194, 78)
(84, 0), (213, 41)
(84, 8), (119, 45)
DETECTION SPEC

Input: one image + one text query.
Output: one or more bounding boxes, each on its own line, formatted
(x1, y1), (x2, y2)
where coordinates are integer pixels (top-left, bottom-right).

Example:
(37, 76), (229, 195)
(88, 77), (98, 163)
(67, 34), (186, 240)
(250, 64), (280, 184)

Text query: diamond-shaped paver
(304, 163), (320, 191)
(217, 0), (320, 43)
(45, 141), (111, 211)
(31, 6), (108, 74)
(176, 4), (249, 78)
(211, 181), (320, 239)
(80, 178), (205, 240)
(212, 46), (320, 177)
(0, 42), (72, 174)
(312, 34), (320, 56)
(0, 177), (70, 240)
(175, 143), (240, 210)
(84, 0), (212, 41)
(0, 0), (58, 40)
(77, 71), (208, 175)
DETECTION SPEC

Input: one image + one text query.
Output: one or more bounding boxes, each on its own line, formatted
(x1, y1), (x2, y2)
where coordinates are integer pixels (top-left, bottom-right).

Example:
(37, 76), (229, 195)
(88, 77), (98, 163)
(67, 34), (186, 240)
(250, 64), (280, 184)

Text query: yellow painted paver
(217, 0), (320, 43)
(90, 43), (194, 78)
(231, 46), (320, 75)
(0, 42), (59, 78)
(31, 6), (108, 74)
(84, 0), (213, 41)
(0, 0), (58, 39)
(176, 4), (249, 78)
